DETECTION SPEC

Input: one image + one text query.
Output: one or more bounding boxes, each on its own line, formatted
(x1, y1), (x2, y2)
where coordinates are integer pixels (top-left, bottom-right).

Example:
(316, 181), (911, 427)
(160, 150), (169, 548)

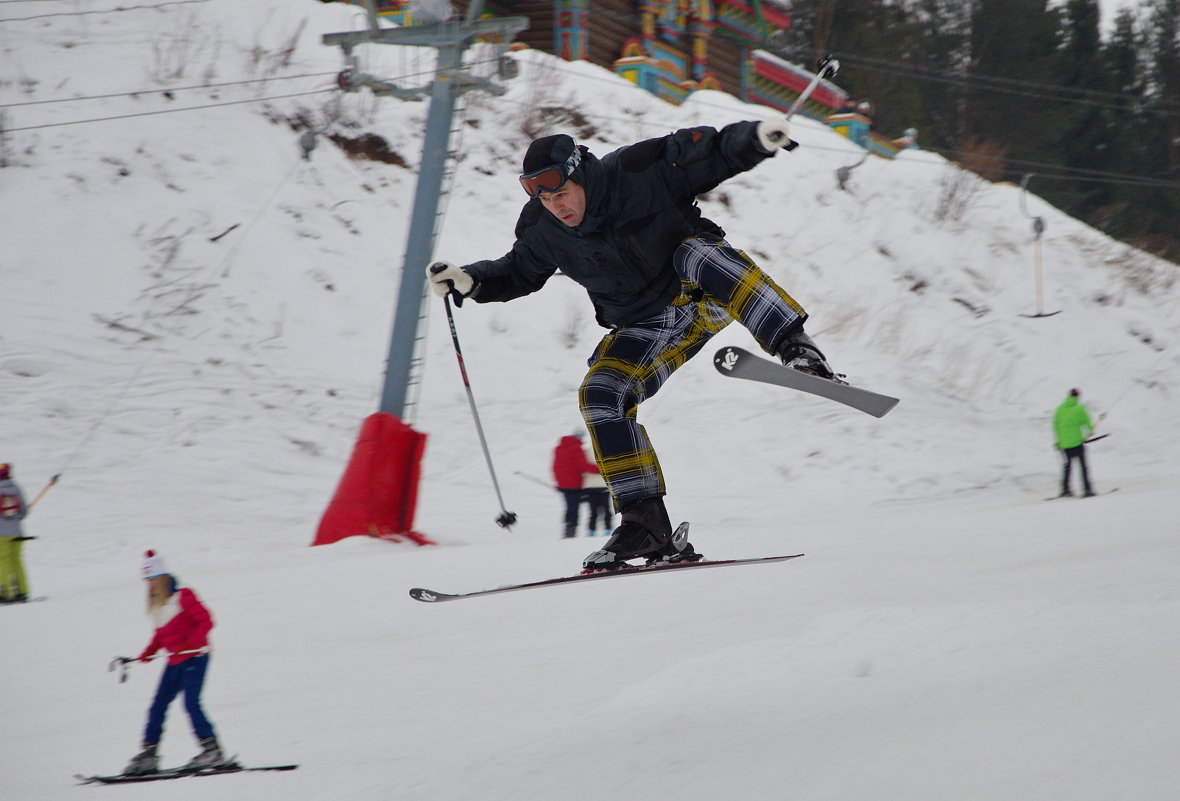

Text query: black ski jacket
(461, 120), (776, 328)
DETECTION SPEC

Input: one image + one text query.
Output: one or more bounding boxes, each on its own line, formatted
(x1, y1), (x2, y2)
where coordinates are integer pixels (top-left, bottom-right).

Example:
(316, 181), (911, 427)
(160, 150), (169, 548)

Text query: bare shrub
(327, 132), (409, 167)
(517, 58), (597, 141)
(272, 18), (306, 71)
(959, 137), (1007, 182)
(148, 11), (213, 84)
(97, 223), (217, 344)
(1107, 246), (1178, 295)
(932, 163), (985, 223)
(951, 296), (990, 318)
(247, 16), (307, 79)
(931, 138), (1004, 224)
(525, 104), (597, 142)
(902, 272), (928, 293)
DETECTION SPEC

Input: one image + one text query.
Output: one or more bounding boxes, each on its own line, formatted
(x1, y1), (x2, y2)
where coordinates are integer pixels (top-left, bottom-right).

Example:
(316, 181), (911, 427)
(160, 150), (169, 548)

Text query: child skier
(123, 550), (225, 775)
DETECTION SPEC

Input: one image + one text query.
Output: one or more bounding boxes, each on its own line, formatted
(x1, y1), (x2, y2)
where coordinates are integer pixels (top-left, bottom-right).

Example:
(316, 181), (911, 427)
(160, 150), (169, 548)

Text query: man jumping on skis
(427, 118), (838, 572)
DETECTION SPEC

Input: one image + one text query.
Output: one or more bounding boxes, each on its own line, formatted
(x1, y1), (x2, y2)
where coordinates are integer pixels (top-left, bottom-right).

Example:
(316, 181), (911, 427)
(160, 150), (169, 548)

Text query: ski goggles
(519, 147), (581, 197)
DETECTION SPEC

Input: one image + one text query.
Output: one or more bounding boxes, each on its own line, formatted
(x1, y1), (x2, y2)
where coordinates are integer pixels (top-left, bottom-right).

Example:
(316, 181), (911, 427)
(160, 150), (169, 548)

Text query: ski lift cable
(53, 351), (158, 480)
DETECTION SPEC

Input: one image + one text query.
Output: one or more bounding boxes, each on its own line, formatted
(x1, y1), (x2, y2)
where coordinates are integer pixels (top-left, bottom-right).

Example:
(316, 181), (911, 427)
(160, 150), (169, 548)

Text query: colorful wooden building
(326, 1), (847, 116)
(322, 2), (919, 153)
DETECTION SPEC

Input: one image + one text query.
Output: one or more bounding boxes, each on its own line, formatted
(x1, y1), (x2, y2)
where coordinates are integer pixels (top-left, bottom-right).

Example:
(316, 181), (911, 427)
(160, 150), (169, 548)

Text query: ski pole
(26, 473), (61, 513)
(786, 55), (840, 123)
(513, 470), (557, 491)
(441, 294), (518, 529)
(109, 649), (209, 683)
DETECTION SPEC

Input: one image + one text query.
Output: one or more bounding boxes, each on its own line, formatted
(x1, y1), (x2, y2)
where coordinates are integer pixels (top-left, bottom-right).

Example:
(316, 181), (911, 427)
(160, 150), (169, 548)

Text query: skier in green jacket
(1052, 388), (1097, 498)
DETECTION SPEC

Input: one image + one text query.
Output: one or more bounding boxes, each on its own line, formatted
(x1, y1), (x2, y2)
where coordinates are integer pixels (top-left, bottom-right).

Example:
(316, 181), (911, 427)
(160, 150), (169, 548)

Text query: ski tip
(872, 396), (901, 418)
(713, 346), (743, 373)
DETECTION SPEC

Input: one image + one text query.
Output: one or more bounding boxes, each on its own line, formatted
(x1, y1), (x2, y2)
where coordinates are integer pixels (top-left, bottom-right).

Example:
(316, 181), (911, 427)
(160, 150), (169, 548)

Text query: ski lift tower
(323, 2), (528, 418)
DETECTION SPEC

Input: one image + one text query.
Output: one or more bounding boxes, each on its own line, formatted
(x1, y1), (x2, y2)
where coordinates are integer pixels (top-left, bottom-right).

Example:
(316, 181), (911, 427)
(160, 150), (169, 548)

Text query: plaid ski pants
(580, 235), (806, 508)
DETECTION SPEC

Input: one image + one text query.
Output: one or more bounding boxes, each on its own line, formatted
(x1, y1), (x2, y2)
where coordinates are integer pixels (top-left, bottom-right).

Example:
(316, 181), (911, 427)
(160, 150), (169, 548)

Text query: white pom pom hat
(141, 549), (169, 579)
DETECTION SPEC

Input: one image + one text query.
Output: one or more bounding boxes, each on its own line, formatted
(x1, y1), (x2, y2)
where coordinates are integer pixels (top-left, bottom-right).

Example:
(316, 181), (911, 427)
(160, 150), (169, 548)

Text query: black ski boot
(645, 522), (705, 565)
(583, 496), (674, 571)
(185, 736), (226, 770)
(775, 327), (841, 381)
(123, 743), (159, 776)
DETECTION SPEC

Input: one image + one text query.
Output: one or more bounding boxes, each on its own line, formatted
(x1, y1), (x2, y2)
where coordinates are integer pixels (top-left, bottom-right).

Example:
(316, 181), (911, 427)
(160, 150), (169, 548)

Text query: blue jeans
(559, 488), (582, 529)
(143, 655), (216, 744)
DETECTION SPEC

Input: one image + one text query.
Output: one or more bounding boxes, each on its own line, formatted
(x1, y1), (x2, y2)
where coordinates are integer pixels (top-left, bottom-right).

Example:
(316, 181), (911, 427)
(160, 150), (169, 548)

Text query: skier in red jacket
(552, 432), (599, 538)
(123, 550), (225, 776)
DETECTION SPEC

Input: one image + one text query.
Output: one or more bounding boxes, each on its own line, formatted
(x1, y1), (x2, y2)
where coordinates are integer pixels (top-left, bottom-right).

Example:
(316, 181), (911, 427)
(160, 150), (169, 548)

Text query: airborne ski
(75, 761), (298, 785)
(410, 553), (804, 603)
(713, 346), (899, 418)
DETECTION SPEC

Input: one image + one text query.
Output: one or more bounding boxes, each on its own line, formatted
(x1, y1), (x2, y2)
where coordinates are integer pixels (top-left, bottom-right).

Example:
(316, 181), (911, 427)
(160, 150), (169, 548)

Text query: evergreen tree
(825, 0), (926, 139)
(1052, 0), (1113, 218)
(1144, 0), (1180, 174)
(900, 0), (975, 151)
(768, 0), (931, 143)
(965, 0), (1064, 167)
(762, 0), (1177, 259)
(1089, 8), (1152, 243)
(1103, 5), (1148, 161)
(1140, 0), (1180, 257)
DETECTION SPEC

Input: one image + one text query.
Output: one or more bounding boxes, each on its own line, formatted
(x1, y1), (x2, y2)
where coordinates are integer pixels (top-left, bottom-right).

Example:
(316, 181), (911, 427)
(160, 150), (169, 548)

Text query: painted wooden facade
(324, 2), (916, 154)
(327, 1), (846, 116)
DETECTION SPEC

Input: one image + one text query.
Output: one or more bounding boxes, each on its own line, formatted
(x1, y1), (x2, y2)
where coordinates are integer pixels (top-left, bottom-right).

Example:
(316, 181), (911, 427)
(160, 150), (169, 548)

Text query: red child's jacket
(139, 587), (214, 665)
(552, 435), (599, 489)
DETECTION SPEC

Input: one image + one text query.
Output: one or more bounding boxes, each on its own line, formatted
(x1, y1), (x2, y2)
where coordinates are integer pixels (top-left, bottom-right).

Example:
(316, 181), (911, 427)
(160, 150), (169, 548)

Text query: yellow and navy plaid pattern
(579, 235), (806, 507)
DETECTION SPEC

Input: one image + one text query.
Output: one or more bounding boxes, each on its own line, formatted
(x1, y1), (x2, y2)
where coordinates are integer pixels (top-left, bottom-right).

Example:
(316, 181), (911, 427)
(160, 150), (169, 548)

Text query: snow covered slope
(2, 2), (1179, 799)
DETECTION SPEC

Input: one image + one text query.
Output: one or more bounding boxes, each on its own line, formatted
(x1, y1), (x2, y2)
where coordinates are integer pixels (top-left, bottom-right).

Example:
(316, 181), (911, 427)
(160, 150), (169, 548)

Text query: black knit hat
(522, 134), (577, 173)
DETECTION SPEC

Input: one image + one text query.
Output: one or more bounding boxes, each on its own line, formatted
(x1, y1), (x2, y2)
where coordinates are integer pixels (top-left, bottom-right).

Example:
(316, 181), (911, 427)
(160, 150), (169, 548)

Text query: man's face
(539, 180), (587, 227)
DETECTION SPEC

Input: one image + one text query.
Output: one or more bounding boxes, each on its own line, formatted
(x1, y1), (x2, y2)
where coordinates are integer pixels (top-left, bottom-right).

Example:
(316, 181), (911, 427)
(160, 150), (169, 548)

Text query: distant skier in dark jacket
(123, 550), (225, 776)
(427, 119), (838, 571)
